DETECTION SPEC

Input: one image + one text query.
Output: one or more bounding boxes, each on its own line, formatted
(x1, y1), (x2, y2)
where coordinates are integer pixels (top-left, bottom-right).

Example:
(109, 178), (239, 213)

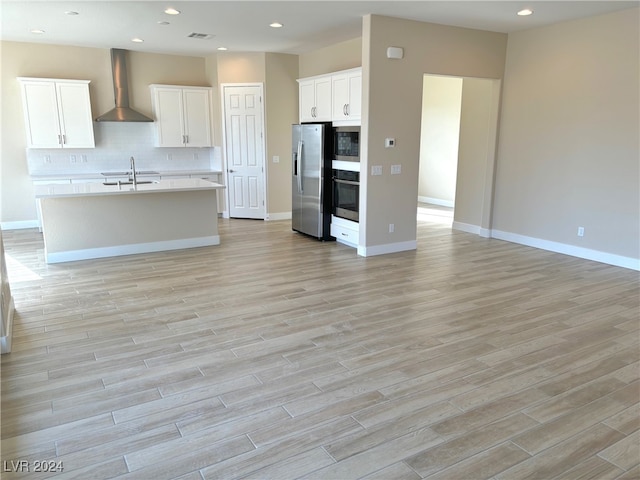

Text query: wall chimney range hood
(95, 49), (153, 122)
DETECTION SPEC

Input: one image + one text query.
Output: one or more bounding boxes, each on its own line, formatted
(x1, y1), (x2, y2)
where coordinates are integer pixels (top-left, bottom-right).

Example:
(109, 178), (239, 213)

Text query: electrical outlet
(167, 153), (172, 161)
(43, 155), (51, 164)
(273, 155), (280, 163)
(391, 164), (401, 175)
(371, 165), (383, 176)
(193, 153), (199, 161)
(70, 155), (77, 163)
(389, 223), (395, 233)
(577, 226), (585, 237)
(81, 155), (88, 163)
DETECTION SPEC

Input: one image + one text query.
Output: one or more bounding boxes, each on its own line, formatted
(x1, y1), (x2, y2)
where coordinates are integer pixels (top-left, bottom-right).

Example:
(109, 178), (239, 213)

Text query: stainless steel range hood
(95, 49), (153, 122)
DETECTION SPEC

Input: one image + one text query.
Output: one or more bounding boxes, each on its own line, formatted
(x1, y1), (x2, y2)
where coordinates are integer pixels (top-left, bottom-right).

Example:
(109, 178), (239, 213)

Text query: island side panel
(40, 190), (219, 263)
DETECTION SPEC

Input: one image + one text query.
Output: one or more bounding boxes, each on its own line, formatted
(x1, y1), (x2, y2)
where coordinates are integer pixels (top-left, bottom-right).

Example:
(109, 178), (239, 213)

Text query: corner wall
(360, 15), (507, 255)
(265, 53), (299, 218)
(298, 37), (362, 78)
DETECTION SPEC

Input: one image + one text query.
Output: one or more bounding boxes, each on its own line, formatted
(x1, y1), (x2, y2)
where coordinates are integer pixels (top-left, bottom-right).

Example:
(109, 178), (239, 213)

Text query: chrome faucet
(130, 156), (137, 186)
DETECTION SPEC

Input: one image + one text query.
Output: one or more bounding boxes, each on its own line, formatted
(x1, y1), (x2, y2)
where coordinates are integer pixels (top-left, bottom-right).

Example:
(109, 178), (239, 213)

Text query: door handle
(297, 140), (303, 193)
(228, 169), (236, 173)
(333, 178), (360, 186)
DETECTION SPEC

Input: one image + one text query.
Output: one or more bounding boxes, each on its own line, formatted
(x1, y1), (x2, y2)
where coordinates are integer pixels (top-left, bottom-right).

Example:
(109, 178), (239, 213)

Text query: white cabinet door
(314, 76), (332, 121)
(152, 88), (185, 147)
(299, 79), (316, 123)
(183, 89), (212, 147)
(298, 76), (332, 123)
(20, 81), (60, 148)
(151, 85), (212, 148)
(332, 69), (361, 122)
(55, 82), (96, 148)
(19, 78), (95, 149)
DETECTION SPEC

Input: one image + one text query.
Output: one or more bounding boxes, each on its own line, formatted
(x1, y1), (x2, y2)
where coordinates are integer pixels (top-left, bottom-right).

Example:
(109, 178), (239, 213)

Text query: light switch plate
(371, 165), (383, 176)
(391, 164), (401, 175)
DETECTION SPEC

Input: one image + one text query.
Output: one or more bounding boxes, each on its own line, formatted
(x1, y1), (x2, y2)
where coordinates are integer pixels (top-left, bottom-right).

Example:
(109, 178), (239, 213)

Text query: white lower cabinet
(331, 216), (359, 247)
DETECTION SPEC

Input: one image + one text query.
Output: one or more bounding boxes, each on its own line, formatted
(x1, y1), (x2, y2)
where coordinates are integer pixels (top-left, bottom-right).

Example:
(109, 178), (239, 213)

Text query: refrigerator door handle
(297, 140), (303, 193)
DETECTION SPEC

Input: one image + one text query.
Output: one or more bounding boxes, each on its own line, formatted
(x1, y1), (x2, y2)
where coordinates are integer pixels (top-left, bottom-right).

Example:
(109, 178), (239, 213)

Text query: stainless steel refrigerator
(292, 123), (334, 240)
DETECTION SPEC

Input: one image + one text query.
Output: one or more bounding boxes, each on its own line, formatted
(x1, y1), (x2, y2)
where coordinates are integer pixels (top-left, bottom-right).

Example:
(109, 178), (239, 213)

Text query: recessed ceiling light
(269, 22), (284, 28)
(30, 29), (45, 34)
(157, 21), (170, 25)
(217, 47), (228, 51)
(131, 37), (144, 43)
(517, 8), (533, 16)
(164, 8), (180, 15)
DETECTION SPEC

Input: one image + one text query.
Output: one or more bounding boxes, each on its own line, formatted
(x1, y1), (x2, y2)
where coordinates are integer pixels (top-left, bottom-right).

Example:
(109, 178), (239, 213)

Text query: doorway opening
(418, 74), (501, 236)
(418, 75), (461, 227)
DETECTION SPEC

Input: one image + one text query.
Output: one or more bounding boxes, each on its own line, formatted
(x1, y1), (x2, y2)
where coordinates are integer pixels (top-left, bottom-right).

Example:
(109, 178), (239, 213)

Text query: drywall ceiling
(1, 1), (637, 56)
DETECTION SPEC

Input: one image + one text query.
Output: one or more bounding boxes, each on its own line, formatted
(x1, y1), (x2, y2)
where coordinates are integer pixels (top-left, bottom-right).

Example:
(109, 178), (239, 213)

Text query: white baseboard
(418, 196), (454, 208)
(453, 222), (638, 270)
(491, 230), (639, 271)
(1, 220), (39, 230)
(358, 240), (417, 257)
(266, 212), (292, 221)
(45, 236), (220, 264)
(452, 221), (480, 235)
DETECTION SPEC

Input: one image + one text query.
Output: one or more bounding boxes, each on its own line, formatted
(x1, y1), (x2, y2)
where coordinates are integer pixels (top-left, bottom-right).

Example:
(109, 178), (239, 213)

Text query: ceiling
(1, 1), (637, 57)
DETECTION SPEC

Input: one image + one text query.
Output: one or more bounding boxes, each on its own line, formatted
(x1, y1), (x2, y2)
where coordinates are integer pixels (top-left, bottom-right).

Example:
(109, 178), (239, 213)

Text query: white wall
(493, 8), (639, 266)
(418, 75), (463, 207)
(454, 77), (501, 235)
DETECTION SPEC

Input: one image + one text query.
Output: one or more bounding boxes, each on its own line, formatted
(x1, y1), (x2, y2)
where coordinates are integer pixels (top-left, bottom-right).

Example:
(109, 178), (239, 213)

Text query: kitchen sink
(103, 180), (158, 186)
(101, 171), (159, 176)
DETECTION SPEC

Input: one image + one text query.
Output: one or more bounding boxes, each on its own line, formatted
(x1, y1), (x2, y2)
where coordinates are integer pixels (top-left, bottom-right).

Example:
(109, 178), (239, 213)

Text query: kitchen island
(34, 178), (225, 263)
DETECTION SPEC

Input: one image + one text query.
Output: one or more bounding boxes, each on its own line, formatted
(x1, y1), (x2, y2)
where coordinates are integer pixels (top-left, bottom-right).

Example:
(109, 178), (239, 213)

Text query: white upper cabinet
(18, 78), (95, 149)
(298, 68), (362, 125)
(298, 76), (332, 123)
(150, 85), (213, 147)
(332, 68), (362, 124)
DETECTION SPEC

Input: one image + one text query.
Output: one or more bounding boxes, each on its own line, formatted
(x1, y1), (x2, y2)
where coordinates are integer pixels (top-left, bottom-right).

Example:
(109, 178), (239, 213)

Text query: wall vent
(188, 32), (215, 40)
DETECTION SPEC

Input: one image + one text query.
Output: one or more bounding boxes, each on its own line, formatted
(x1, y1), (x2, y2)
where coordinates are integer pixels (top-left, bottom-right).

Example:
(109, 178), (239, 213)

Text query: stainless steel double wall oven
(332, 126), (360, 223)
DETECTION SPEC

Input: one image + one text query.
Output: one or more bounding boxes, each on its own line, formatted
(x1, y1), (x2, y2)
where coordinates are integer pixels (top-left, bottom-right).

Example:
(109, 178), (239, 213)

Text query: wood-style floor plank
(1, 205), (638, 479)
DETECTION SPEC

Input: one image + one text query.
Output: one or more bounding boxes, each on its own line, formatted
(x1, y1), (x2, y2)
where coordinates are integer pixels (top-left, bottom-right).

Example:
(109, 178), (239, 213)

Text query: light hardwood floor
(1, 209), (638, 479)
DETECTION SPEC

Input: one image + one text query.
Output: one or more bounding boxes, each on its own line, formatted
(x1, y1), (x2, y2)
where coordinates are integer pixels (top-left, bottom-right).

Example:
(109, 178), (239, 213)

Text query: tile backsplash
(27, 122), (221, 175)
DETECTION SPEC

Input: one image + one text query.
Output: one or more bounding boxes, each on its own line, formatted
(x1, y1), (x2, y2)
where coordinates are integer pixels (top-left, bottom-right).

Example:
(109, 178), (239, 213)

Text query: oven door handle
(333, 178), (360, 186)
(297, 140), (303, 193)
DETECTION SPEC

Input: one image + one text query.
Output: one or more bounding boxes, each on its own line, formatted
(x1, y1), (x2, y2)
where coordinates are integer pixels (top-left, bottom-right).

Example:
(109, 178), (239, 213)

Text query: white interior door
(223, 85), (265, 219)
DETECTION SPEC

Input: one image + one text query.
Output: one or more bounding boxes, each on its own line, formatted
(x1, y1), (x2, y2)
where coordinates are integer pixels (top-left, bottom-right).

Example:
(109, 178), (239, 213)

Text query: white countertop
(34, 178), (225, 198)
(30, 169), (222, 181)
